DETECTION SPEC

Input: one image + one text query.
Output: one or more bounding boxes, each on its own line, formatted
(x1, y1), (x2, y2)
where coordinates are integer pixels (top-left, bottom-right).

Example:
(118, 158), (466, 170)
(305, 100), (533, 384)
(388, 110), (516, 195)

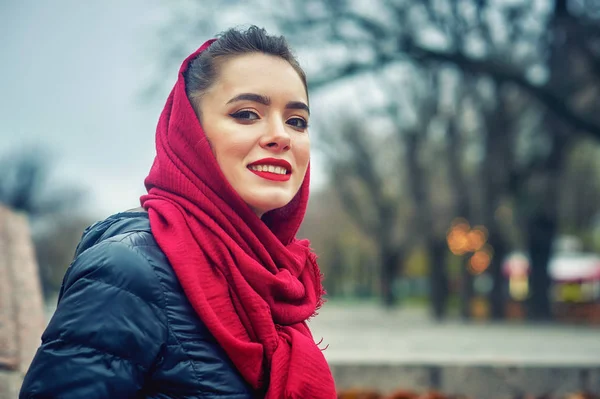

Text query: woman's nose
(261, 120), (291, 151)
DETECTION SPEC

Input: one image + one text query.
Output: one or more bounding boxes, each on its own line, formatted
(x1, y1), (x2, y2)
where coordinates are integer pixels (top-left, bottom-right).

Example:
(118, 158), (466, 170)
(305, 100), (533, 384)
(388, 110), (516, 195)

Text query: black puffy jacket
(20, 210), (254, 398)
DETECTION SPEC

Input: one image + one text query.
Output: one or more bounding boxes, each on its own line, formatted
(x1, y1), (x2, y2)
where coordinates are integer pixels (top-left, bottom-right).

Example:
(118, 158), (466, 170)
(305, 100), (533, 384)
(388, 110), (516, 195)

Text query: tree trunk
(487, 234), (507, 319)
(428, 239), (449, 320)
(380, 245), (401, 307)
(526, 214), (556, 320)
(446, 118), (473, 319)
(459, 258), (474, 319)
(404, 131), (451, 317)
(326, 239), (343, 297)
(481, 93), (510, 320)
(518, 0), (574, 321)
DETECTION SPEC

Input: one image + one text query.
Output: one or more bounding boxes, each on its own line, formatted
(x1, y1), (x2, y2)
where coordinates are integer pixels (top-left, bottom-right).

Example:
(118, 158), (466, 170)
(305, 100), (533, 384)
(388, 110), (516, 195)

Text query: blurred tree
(309, 68), (460, 314)
(559, 140), (600, 240)
(0, 147), (88, 299)
(316, 116), (408, 306)
(444, 89), (475, 319)
(0, 148), (84, 218)
(156, 0), (600, 319)
(32, 217), (95, 300)
(300, 185), (378, 299)
(274, 0), (600, 136)
(511, 0), (598, 319)
(471, 81), (523, 319)
(272, 0), (600, 320)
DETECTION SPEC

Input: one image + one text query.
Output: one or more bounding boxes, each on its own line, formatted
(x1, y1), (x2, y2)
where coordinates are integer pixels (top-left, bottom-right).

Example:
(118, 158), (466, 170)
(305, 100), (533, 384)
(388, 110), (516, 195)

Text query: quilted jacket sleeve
(20, 239), (168, 399)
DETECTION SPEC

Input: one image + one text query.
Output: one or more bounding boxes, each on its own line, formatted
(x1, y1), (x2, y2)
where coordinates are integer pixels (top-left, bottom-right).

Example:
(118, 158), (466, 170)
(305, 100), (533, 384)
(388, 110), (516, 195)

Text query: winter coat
(20, 210), (254, 399)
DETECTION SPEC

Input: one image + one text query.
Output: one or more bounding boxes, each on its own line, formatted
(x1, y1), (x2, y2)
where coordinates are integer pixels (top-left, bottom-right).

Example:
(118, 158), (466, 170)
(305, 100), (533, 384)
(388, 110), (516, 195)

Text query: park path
(308, 303), (600, 365)
(45, 298), (600, 365)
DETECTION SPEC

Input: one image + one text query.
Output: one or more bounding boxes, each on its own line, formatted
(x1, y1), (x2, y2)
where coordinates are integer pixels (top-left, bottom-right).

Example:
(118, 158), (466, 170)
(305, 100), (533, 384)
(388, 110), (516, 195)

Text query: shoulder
(21, 214), (172, 398)
(60, 211), (167, 308)
(63, 238), (159, 304)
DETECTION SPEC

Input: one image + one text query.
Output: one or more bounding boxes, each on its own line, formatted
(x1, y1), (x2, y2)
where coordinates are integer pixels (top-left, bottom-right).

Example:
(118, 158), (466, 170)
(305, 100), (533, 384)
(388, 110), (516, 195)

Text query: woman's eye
(287, 117), (308, 129)
(230, 110), (259, 121)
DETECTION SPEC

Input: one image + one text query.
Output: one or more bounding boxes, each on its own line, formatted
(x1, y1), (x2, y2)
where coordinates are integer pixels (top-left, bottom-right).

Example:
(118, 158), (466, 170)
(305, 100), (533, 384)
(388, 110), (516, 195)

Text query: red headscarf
(140, 40), (336, 398)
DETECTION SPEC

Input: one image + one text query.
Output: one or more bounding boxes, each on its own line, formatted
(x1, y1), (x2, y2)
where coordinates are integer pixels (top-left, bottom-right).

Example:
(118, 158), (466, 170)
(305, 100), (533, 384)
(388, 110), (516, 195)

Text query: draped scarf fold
(140, 39), (336, 399)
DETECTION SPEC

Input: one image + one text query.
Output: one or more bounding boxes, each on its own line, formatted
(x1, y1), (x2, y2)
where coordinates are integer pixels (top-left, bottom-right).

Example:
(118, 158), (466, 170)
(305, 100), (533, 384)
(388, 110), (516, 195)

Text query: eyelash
(230, 110), (259, 121)
(229, 110), (309, 130)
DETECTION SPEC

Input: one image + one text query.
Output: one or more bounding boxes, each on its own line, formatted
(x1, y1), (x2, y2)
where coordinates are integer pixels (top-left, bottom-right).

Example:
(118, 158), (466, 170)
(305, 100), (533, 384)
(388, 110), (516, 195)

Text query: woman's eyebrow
(286, 101), (310, 115)
(227, 93), (310, 115)
(227, 93), (270, 105)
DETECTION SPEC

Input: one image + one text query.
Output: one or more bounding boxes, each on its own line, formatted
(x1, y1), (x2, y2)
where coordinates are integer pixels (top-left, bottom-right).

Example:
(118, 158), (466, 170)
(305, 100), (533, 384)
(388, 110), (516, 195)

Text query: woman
(20, 26), (336, 399)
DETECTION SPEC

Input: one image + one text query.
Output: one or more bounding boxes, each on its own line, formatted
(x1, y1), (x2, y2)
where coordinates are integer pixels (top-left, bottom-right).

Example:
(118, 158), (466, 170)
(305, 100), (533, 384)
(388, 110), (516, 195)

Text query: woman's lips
(248, 168), (292, 181)
(247, 158), (292, 181)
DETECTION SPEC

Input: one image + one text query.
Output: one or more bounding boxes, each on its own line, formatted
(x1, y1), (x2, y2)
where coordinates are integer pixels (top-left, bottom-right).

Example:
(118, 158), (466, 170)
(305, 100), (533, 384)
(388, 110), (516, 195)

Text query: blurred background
(2, 0), (600, 398)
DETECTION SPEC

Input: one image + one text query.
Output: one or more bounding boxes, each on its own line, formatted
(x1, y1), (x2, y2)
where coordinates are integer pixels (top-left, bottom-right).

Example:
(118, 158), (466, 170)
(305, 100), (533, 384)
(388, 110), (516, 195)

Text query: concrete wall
(331, 363), (600, 398)
(0, 206), (46, 398)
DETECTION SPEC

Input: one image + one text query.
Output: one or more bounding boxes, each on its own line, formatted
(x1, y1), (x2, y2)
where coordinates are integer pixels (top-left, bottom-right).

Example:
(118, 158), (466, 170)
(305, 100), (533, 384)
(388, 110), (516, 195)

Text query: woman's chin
(245, 194), (294, 218)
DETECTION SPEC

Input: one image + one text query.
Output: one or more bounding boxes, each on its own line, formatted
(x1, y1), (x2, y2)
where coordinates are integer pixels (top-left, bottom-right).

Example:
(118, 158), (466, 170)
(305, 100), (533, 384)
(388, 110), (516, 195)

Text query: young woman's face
(197, 53), (310, 218)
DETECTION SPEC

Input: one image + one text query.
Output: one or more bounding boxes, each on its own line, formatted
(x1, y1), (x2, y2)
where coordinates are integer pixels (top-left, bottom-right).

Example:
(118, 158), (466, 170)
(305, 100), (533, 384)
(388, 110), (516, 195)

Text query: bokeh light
(447, 218), (490, 258)
(446, 218), (471, 255)
(469, 245), (493, 275)
(467, 226), (488, 252)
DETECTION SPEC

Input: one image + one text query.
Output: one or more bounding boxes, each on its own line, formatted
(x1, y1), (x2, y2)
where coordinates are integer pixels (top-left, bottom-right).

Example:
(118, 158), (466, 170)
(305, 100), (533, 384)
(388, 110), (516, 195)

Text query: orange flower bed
(336, 388), (599, 399)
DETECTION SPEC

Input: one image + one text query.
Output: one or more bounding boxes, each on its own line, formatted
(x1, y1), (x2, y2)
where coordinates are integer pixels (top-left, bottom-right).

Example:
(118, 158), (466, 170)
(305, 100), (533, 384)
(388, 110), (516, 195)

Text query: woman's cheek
(297, 136), (311, 167)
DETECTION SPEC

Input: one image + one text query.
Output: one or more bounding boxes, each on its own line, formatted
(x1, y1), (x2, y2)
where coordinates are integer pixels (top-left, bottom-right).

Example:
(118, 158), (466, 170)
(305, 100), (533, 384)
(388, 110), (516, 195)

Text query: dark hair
(184, 26), (307, 107)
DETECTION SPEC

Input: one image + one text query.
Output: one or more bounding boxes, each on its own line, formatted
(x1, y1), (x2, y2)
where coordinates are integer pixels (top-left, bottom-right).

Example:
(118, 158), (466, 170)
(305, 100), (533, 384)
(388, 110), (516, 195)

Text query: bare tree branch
(332, 171), (379, 237)
(310, 38), (600, 139)
(405, 41), (600, 138)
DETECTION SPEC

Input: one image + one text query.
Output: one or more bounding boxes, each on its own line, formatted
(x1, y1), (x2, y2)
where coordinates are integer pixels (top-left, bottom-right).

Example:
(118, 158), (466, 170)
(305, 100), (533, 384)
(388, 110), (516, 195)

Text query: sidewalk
(308, 303), (600, 365)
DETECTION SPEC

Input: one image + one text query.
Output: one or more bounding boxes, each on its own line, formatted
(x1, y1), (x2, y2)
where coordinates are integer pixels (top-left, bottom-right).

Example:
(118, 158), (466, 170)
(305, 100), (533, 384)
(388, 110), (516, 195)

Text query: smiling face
(195, 52), (310, 218)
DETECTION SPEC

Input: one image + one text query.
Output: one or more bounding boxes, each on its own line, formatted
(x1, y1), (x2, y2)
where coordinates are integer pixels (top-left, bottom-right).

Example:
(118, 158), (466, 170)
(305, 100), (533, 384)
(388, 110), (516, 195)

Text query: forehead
(210, 53), (307, 102)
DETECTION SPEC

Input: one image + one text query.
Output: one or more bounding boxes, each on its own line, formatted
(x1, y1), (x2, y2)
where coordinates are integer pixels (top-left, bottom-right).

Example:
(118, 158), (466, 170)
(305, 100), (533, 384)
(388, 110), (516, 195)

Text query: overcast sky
(0, 0), (170, 218)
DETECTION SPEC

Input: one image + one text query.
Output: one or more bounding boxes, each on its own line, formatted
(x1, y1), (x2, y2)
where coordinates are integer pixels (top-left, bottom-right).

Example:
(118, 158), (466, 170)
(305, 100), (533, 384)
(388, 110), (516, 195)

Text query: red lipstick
(247, 158), (292, 182)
